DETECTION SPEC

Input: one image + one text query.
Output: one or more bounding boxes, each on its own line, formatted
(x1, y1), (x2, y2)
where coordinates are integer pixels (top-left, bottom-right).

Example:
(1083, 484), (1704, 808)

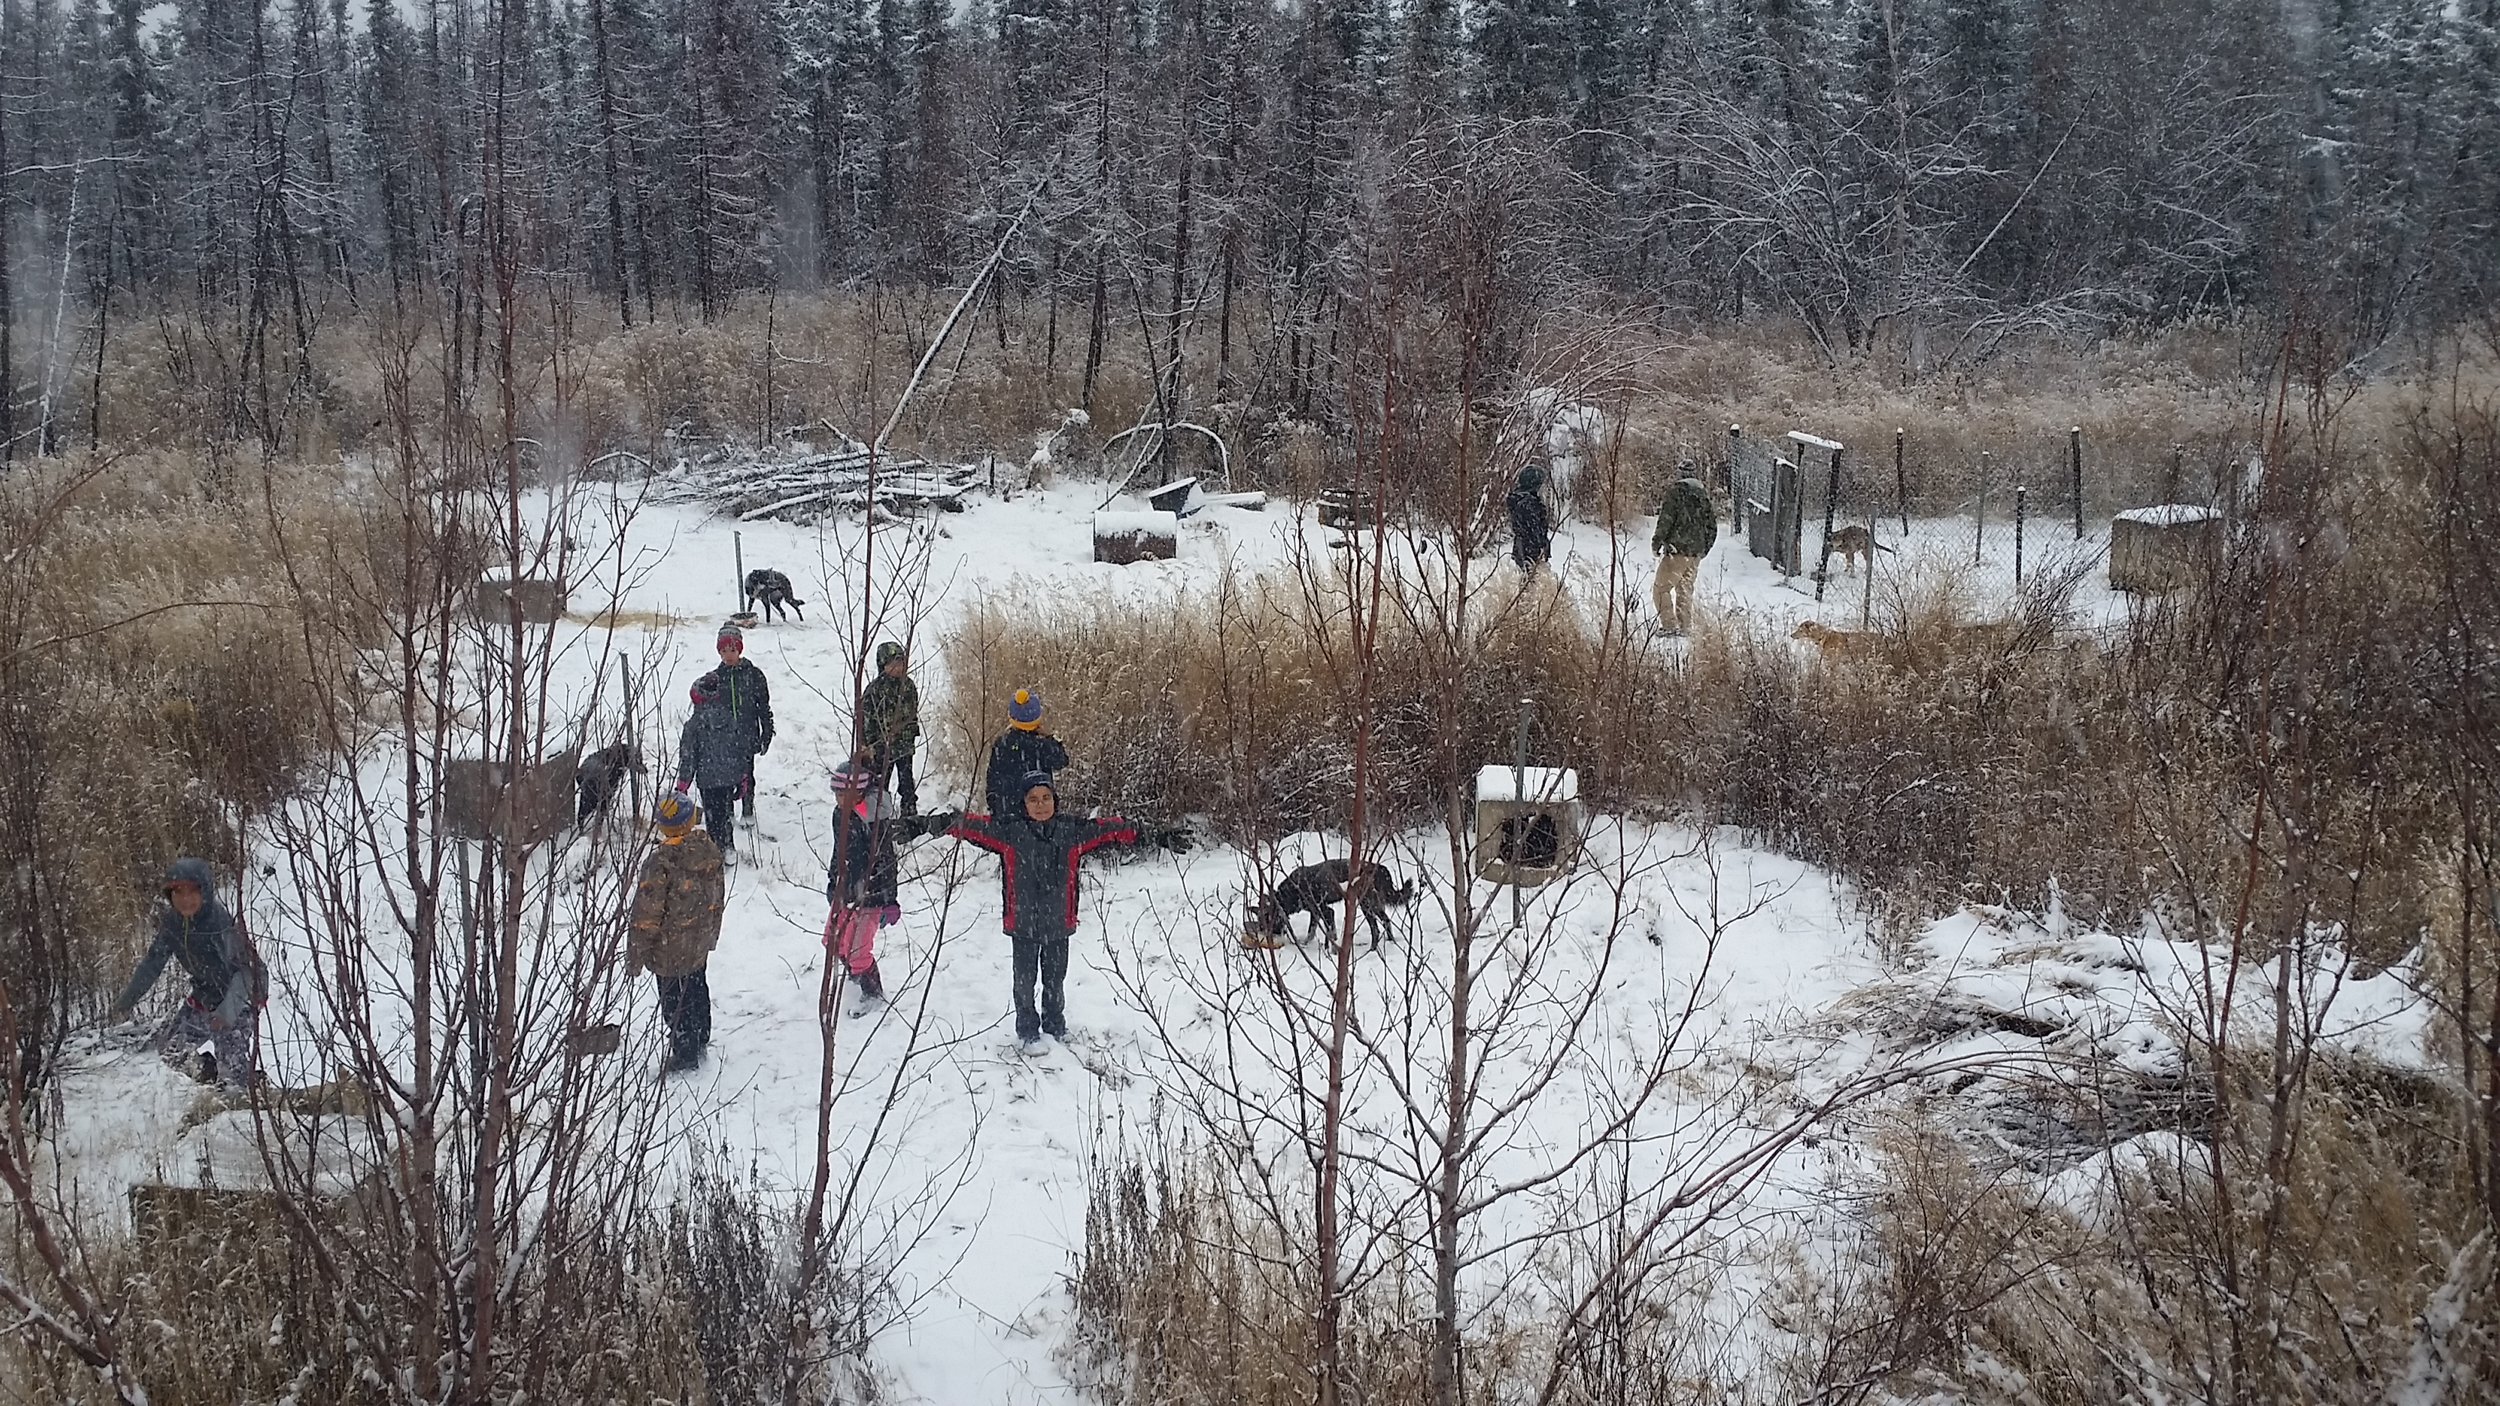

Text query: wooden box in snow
(443, 748), (580, 848)
(1145, 477), (1200, 515)
(2109, 505), (2220, 593)
(1472, 764), (1583, 887)
(471, 576), (567, 624)
(1094, 510), (1178, 564)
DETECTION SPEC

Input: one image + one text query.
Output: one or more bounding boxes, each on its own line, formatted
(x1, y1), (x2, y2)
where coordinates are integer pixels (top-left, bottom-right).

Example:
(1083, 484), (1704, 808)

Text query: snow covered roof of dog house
(2112, 504), (2220, 526)
(1094, 509), (1179, 536)
(1474, 765), (1579, 804)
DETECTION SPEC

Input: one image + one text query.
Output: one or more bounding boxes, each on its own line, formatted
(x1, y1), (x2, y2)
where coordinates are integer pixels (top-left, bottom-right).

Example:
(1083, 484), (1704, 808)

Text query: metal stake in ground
(2015, 484), (2028, 587)
(1815, 441), (1843, 603)
(1726, 424), (1743, 532)
(733, 531), (744, 612)
(2069, 426), (2084, 539)
(1513, 697), (1532, 933)
(1895, 427), (1908, 536)
(1975, 451), (1991, 564)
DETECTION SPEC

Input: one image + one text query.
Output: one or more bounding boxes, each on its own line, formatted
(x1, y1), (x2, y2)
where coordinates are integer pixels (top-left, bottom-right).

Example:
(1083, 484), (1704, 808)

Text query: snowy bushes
(934, 561), (1686, 837)
(0, 455), (371, 1055)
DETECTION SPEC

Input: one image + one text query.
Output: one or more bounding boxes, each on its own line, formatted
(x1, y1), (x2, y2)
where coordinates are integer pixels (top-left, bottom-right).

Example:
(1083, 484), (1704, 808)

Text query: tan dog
(1824, 525), (1894, 575)
(1792, 620), (1880, 659)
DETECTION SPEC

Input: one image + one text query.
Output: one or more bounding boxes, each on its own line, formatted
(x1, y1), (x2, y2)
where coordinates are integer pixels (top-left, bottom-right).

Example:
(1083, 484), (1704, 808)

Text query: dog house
(470, 576), (568, 624)
(443, 748), (580, 848)
(1472, 765), (1583, 886)
(1094, 509), (1178, 564)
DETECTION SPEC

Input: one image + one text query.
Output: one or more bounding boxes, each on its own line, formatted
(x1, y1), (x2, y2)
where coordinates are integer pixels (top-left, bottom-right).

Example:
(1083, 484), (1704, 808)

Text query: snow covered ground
(45, 475), (2421, 1400)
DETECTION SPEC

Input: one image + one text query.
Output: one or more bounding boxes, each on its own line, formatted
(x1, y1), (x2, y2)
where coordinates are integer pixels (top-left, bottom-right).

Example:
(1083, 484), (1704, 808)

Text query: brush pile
(660, 431), (980, 523)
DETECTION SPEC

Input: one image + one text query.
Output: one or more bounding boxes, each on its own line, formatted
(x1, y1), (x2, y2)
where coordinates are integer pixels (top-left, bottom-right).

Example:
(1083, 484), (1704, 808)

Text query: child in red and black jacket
(921, 771), (1188, 1050)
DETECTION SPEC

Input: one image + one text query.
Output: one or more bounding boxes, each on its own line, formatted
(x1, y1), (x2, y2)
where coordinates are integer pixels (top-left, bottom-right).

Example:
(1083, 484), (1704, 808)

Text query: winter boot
(720, 844), (739, 869)
(846, 963), (885, 1017)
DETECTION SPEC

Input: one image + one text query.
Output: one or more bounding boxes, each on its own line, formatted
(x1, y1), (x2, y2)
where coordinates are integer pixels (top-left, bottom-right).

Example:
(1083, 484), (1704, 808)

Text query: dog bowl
(1240, 899), (1287, 951)
(727, 611), (761, 630)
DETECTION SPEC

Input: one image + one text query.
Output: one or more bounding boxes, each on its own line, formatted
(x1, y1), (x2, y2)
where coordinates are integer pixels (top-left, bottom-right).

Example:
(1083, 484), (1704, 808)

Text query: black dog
(1254, 859), (1415, 948)
(575, 742), (646, 823)
(742, 569), (806, 623)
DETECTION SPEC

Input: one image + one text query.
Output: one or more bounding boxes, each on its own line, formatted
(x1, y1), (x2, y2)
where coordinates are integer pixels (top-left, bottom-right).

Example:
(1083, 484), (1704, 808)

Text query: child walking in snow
(629, 792), (726, 1073)
(922, 773), (1189, 1052)
(857, 642), (921, 817)
(676, 673), (753, 865)
(710, 623), (775, 826)
(825, 756), (901, 1014)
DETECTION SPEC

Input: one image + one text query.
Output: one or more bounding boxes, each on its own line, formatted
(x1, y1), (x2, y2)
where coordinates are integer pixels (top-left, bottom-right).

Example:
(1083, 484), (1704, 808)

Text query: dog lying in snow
(1252, 860), (1416, 948)
(742, 569), (806, 623)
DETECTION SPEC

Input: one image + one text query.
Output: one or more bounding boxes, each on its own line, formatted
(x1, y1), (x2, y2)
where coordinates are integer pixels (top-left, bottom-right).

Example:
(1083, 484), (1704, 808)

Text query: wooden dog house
(2109, 504), (2221, 593)
(470, 576), (568, 623)
(1472, 765), (1583, 886)
(442, 747), (581, 848)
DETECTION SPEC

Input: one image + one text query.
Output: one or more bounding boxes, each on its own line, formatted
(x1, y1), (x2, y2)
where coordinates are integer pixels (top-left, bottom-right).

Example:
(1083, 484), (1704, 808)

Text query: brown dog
(1792, 620), (1880, 659)
(1824, 525), (1894, 575)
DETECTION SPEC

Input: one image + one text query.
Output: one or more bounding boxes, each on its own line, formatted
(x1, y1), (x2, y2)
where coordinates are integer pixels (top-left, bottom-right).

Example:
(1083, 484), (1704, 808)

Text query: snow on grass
(39, 481), (2405, 1399)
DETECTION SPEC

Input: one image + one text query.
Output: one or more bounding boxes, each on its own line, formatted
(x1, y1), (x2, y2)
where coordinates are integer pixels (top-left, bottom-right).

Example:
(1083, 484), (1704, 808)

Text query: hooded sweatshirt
(117, 858), (259, 1026)
(1507, 463), (1553, 565)
(676, 692), (755, 790)
(858, 643), (921, 751)
(1653, 476), (1719, 558)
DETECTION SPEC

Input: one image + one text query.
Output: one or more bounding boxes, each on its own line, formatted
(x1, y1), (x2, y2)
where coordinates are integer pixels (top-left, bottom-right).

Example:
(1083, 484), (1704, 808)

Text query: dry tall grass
(1, 453), (378, 1031)
(933, 556), (1683, 836)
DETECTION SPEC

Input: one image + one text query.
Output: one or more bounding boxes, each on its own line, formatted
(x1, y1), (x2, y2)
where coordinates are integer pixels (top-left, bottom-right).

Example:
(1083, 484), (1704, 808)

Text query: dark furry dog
(742, 569), (806, 622)
(1254, 859), (1416, 948)
(575, 742), (646, 823)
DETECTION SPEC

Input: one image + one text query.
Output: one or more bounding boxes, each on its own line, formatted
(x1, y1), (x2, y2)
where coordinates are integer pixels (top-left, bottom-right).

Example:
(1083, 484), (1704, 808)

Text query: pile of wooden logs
(661, 441), (980, 524)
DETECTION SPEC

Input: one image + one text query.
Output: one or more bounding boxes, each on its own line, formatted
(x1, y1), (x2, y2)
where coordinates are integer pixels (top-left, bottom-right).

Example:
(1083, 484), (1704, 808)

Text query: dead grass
(933, 556), (1684, 837)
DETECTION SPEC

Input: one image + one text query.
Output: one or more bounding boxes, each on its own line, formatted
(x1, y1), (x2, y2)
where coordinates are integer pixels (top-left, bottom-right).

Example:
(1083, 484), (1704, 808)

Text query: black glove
(911, 810), (960, 839)
(1153, 825), (1193, 854)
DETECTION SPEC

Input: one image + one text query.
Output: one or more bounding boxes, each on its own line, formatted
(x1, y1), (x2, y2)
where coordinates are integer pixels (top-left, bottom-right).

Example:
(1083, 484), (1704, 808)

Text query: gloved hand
(912, 810), (960, 839)
(1153, 825), (1194, 854)
(878, 904), (902, 926)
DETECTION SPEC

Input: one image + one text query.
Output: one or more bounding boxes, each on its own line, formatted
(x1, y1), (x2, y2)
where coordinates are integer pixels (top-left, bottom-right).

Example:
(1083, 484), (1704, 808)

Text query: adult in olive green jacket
(629, 793), (726, 1072)
(1651, 476), (1717, 635)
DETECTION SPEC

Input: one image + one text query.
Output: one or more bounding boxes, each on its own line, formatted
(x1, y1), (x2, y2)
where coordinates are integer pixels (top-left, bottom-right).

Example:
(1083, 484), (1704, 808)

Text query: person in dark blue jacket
(922, 773), (1188, 1051)
(676, 673), (752, 864)
(982, 688), (1069, 818)
(1508, 461), (1553, 570)
(111, 858), (262, 1089)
